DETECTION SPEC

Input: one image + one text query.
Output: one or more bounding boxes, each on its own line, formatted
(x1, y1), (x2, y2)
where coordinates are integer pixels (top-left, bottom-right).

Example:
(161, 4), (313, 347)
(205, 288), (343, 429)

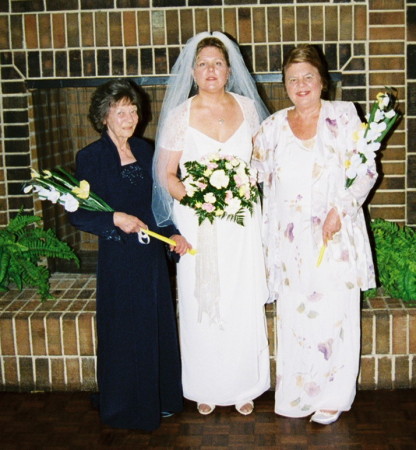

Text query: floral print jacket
(252, 100), (377, 301)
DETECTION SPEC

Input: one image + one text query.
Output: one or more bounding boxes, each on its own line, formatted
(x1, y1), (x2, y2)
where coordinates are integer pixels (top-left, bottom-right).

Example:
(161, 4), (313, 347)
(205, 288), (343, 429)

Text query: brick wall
(0, 1), (415, 391)
(0, 0), (414, 227)
(0, 274), (97, 391)
(1, 274), (415, 391)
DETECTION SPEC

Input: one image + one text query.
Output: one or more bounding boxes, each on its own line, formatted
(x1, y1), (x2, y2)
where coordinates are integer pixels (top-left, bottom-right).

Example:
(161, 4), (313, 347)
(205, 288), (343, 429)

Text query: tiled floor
(0, 389), (415, 449)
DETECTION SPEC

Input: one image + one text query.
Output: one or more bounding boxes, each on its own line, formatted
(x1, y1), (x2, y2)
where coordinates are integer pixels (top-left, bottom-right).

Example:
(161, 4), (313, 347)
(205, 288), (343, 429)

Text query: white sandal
(310, 410), (341, 425)
(235, 401), (254, 416)
(197, 403), (216, 415)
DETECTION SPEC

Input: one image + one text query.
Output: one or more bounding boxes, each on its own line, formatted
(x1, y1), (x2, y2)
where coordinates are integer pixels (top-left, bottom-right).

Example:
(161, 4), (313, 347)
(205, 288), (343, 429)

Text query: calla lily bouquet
(25, 167), (196, 255)
(317, 89), (401, 267)
(345, 88), (401, 188)
(24, 167), (113, 212)
(180, 151), (260, 226)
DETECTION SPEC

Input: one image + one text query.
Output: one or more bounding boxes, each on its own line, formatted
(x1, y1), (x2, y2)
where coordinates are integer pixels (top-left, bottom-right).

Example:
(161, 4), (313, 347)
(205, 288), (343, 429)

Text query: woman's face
(193, 46), (230, 94)
(104, 99), (139, 141)
(284, 62), (323, 109)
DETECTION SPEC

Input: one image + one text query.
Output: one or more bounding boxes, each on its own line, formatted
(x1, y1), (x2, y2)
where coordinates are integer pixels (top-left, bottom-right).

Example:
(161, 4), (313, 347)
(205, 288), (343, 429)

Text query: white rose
(209, 169), (229, 189)
(204, 192), (216, 204)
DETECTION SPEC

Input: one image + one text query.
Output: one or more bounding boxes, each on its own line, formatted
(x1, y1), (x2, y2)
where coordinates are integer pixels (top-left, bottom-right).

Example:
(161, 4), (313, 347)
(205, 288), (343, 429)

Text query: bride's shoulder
(168, 97), (193, 116)
(229, 92), (254, 107)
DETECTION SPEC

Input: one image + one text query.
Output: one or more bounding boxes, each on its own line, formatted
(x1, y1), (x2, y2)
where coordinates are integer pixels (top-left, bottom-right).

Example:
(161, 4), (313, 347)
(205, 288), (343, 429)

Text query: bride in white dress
(152, 32), (270, 415)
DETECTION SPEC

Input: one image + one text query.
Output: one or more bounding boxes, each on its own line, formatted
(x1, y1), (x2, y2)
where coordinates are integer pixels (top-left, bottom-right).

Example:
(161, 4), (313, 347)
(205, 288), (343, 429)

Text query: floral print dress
(252, 100), (377, 417)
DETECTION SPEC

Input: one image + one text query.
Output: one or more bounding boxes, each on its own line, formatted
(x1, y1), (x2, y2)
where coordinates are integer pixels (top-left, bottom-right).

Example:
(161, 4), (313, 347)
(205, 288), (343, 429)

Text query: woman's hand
(169, 234), (193, 256)
(113, 212), (147, 234)
(322, 207), (341, 245)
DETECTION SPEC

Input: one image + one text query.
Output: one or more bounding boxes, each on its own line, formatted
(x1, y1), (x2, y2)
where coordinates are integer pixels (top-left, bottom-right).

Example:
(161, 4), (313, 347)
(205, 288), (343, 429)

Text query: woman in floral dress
(252, 45), (377, 425)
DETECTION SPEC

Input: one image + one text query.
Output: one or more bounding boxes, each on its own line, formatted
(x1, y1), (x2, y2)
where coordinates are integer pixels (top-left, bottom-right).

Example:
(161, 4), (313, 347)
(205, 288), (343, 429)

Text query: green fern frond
(370, 218), (416, 302)
(6, 214), (42, 233)
(0, 251), (11, 285)
(0, 231), (13, 243)
(19, 235), (79, 263)
(8, 269), (24, 291)
(14, 256), (51, 298)
(0, 210), (79, 301)
(19, 261), (49, 286)
(10, 254), (40, 282)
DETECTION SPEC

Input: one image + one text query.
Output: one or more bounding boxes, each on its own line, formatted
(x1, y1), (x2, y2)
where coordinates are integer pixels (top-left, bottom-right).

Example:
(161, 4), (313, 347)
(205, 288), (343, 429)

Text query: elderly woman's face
(193, 46), (230, 93)
(104, 99), (138, 141)
(284, 62), (323, 109)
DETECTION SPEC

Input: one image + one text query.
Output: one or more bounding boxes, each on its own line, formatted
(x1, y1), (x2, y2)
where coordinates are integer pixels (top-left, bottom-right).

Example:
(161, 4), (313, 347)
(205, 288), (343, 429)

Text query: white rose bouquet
(345, 88), (401, 188)
(180, 151), (260, 226)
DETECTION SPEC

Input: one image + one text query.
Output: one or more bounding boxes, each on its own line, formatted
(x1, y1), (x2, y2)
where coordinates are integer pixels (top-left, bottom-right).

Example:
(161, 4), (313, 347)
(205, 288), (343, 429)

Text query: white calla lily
(60, 193), (79, 212)
(345, 91), (400, 189)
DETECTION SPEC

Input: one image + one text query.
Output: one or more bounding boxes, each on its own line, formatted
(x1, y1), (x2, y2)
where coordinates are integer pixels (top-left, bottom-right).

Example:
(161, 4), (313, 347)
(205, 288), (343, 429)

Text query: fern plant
(0, 211), (79, 301)
(367, 218), (416, 302)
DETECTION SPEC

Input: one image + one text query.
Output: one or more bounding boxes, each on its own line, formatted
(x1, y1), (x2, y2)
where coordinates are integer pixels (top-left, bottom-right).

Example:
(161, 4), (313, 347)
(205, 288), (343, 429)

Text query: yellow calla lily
(376, 92), (385, 102)
(31, 168), (40, 178)
(72, 180), (90, 199)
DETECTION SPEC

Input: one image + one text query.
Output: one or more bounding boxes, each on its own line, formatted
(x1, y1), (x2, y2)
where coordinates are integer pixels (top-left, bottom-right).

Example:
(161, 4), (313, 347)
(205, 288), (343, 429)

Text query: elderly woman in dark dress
(69, 78), (191, 431)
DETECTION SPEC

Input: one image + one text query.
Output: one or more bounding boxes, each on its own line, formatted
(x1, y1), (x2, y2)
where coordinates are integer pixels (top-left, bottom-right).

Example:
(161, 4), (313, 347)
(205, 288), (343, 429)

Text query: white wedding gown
(168, 94), (270, 406)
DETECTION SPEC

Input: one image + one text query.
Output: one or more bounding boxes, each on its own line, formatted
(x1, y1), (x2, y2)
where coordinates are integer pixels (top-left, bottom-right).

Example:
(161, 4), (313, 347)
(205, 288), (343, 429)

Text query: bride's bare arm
(166, 150), (186, 201)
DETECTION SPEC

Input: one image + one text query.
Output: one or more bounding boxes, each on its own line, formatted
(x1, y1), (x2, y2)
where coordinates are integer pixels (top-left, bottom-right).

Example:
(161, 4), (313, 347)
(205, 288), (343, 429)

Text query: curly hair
(88, 78), (144, 133)
(282, 44), (330, 94)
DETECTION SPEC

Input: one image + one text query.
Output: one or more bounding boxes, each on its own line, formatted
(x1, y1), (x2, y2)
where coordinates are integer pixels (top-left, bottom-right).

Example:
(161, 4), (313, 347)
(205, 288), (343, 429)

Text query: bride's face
(193, 46), (230, 94)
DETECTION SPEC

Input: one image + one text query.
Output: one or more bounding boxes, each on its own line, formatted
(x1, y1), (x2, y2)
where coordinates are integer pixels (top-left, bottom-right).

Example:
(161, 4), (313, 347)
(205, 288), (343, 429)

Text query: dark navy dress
(69, 133), (183, 431)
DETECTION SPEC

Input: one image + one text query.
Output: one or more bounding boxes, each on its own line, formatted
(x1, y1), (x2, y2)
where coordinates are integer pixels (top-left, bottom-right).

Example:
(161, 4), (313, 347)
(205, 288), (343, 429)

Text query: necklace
(218, 118), (225, 125)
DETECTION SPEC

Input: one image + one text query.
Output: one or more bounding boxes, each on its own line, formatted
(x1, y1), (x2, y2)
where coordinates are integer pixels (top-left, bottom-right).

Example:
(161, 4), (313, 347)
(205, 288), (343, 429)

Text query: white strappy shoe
(235, 401), (254, 416)
(197, 403), (216, 415)
(310, 410), (341, 425)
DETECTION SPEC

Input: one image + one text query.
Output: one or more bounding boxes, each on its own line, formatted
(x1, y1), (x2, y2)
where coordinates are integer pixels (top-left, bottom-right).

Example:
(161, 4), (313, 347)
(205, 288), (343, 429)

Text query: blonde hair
(194, 37), (231, 67)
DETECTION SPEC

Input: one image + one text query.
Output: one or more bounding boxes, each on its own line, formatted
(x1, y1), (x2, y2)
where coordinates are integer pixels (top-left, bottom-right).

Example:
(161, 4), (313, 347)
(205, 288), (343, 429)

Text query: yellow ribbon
(316, 245), (326, 267)
(141, 228), (197, 255)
